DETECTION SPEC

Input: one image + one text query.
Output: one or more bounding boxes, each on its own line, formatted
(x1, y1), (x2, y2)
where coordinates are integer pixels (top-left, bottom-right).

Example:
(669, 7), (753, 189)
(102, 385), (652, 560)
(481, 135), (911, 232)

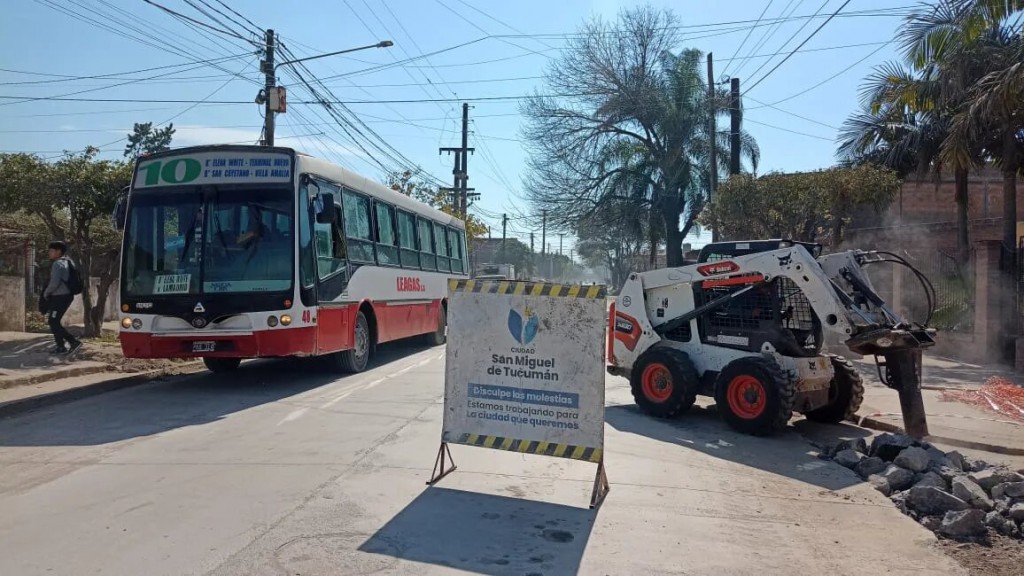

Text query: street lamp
(275, 40), (394, 70)
(261, 38), (394, 146)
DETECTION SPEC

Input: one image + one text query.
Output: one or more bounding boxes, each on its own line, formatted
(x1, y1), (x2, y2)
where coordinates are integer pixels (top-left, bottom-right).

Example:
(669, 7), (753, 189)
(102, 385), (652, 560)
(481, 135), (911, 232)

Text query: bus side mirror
(112, 194), (128, 231)
(315, 193), (336, 224)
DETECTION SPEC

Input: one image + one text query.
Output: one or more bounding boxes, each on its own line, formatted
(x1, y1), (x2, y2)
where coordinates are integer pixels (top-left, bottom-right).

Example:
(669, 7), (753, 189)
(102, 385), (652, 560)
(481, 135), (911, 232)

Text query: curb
(0, 363), (110, 390)
(851, 413), (1024, 457)
(0, 363), (202, 419)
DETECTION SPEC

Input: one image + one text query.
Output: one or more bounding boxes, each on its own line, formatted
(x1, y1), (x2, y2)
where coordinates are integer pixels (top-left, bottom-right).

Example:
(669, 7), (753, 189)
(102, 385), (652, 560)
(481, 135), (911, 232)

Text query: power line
(140, 0), (252, 42)
(722, 0), (775, 79)
(747, 40), (893, 108)
(742, 96), (838, 129)
(744, 0), (823, 83)
(746, 0), (854, 93)
(0, 53), (251, 85)
(744, 118), (832, 140)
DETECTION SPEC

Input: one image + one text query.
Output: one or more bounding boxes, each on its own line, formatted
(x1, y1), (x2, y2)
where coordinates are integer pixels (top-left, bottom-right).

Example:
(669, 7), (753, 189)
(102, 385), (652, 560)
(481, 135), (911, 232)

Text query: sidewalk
(849, 354), (1024, 466)
(0, 332), (108, 389)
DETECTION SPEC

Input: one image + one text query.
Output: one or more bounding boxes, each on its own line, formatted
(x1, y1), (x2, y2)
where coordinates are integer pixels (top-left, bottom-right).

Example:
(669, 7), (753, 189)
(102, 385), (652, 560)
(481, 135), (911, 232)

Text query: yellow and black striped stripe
(449, 279), (606, 299)
(449, 432), (602, 463)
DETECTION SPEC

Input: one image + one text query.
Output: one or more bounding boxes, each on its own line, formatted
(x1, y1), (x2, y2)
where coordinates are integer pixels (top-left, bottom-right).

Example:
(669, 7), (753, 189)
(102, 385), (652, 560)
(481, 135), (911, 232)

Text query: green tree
(0, 148), (130, 337)
(385, 169), (487, 240)
(124, 121), (175, 159)
(521, 6), (758, 267)
(700, 165), (901, 245)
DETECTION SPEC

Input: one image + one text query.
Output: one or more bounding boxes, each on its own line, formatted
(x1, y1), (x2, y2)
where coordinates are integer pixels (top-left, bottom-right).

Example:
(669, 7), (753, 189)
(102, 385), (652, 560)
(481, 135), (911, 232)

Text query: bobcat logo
(507, 307), (540, 345)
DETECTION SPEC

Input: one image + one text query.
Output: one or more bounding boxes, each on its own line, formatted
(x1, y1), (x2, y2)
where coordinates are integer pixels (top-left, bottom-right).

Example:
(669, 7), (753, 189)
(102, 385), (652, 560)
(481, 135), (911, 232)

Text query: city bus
(113, 145), (468, 373)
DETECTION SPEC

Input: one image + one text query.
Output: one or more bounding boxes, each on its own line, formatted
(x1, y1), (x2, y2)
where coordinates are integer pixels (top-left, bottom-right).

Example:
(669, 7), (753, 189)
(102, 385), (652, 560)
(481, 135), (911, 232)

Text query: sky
(0, 0), (915, 255)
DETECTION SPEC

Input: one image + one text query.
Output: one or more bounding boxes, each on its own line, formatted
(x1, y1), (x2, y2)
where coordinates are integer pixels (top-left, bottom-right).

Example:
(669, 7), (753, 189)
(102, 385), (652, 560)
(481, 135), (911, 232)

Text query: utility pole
(501, 213), (508, 262)
(558, 233), (564, 256)
(541, 210), (547, 279)
(548, 243), (553, 279)
(708, 53), (719, 242)
(529, 232), (535, 277)
(262, 29), (275, 146)
(730, 77), (741, 175)
(439, 103), (475, 219)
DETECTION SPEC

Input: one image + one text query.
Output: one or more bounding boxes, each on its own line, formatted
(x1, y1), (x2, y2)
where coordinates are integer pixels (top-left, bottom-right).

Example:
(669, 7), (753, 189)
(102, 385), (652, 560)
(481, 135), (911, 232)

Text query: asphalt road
(0, 340), (965, 575)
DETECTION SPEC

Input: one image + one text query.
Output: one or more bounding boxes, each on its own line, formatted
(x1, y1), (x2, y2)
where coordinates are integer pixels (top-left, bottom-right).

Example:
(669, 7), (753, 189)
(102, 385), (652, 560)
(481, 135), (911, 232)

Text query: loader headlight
(876, 336), (894, 348)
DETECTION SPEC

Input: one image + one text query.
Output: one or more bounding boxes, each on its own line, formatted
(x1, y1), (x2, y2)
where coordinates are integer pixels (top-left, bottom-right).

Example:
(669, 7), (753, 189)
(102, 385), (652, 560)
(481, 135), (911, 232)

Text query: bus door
(310, 181), (352, 354)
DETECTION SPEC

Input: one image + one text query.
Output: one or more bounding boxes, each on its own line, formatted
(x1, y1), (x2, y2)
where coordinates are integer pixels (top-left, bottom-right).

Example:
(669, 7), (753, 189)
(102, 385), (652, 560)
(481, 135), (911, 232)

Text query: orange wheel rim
(727, 375), (766, 419)
(641, 363), (673, 402)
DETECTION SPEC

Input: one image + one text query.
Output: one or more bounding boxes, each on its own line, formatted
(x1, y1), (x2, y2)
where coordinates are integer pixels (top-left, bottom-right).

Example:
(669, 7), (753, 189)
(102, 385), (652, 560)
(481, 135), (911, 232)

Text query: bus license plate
(192, 341), (216, 353)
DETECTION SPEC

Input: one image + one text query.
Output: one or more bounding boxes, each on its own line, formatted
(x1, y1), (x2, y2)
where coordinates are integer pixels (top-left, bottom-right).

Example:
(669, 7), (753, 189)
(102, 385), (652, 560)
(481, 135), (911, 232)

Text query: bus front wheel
(334, 311), (371, 373)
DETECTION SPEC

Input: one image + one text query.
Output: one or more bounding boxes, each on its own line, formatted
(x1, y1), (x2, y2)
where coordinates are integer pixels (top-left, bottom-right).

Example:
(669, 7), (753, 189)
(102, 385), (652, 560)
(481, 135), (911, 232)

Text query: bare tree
(520, 5), (758, 266)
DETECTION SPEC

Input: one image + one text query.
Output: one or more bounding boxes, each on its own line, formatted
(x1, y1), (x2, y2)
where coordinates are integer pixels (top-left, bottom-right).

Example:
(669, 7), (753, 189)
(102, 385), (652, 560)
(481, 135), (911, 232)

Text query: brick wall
(845, 167), (1019, 251)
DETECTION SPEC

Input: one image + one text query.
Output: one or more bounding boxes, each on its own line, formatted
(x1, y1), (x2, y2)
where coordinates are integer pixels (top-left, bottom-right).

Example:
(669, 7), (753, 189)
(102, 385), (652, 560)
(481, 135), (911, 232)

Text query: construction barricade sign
(429, 279), (610, 507)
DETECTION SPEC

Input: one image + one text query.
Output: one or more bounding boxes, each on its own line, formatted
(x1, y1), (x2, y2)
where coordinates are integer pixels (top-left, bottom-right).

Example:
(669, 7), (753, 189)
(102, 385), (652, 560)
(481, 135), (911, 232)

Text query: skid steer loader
(607, 239), (936, 436)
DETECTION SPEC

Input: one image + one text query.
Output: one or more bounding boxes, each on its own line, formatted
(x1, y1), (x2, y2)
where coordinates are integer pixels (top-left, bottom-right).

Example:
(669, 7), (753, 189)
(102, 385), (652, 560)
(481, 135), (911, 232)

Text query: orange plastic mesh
(938, 376), (1024, 423)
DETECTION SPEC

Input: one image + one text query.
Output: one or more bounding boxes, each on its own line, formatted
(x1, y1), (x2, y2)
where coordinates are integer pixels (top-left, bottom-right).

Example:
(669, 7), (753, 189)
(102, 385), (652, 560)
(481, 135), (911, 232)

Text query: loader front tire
(802, 355), (864, 424)
(714, 356), (796, 436)
(630, 347), (698, 419)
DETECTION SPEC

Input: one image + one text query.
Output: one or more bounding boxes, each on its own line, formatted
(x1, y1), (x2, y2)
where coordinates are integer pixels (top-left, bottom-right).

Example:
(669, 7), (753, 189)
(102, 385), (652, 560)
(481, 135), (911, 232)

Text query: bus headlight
(267, 315), (279, 327)
(280, 314), (292, 326)
(132, 318), (143, 330)
(121, 317), (133, 329)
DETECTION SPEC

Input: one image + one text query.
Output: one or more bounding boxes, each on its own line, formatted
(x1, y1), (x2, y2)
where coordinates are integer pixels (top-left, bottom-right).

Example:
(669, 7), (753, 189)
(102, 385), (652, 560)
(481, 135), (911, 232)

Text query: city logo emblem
(508, 306), (539, 345)
(194, 302), (205, 313)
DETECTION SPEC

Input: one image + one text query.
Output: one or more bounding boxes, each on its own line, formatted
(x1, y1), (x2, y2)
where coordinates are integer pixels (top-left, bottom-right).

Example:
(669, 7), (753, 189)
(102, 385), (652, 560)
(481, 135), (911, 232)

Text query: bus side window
(434, 221), (451, 273)
(417, 216), (436, 271)
(448, 227), (464, 274)
(396, 209), (419, 269)
(342, 188), (374, 263)
(298, 180), (317, 290)
(374, 201), (399, 266)
(313, 181), (347, 282)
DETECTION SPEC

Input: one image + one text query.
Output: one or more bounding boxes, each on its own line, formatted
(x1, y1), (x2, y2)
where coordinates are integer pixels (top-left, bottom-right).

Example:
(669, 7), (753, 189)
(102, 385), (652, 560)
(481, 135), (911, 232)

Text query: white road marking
(364, 377), (387, 390)
(277, 407), (309, 425)
(315, 351), (441, 409)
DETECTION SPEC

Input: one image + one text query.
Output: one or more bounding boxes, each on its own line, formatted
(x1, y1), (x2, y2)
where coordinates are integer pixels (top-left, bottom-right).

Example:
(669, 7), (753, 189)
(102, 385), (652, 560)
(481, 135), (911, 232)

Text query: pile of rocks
(826, 433), (1024, 541)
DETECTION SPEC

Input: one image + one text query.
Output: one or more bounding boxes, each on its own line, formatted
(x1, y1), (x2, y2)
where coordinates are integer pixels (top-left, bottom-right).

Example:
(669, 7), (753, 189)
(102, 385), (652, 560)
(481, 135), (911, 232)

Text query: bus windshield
(122, 187), (294, 297)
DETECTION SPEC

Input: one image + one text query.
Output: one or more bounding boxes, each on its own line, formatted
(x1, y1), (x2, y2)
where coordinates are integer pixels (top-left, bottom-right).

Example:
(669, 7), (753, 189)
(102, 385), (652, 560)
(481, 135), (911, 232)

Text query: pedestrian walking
(41, 241), (83, 355)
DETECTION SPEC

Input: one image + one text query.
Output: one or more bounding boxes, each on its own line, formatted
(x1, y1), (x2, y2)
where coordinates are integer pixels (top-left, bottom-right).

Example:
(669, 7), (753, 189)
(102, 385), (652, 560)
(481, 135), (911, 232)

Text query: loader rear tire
(714, 356), (795, 436)
(630, 347), (698, 419)
(802, 355), (864, 424)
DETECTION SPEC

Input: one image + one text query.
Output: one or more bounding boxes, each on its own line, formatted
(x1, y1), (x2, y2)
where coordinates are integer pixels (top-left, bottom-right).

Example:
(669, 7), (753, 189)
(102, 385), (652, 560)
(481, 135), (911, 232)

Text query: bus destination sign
(134, 151), (293, 189)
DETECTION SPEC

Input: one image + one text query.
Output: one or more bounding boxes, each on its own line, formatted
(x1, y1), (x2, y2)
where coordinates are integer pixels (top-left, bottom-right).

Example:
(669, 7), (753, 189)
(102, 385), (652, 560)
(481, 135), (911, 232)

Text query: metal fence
(903, 249), (974, 332)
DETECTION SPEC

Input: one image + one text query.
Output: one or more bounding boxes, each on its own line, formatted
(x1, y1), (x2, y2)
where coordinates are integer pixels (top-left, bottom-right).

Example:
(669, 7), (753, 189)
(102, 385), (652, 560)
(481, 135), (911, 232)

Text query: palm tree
(837, 62), (972, 262)
(901, 0), (1024, 252)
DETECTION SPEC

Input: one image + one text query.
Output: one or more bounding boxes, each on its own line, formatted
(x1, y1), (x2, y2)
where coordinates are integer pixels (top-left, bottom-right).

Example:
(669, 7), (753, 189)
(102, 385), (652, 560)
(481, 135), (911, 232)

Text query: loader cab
(696, 239), (822, 263)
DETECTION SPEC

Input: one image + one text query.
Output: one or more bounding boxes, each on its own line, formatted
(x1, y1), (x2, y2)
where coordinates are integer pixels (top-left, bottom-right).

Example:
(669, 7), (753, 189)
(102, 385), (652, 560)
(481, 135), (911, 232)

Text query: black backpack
(64, 258), (84, 295)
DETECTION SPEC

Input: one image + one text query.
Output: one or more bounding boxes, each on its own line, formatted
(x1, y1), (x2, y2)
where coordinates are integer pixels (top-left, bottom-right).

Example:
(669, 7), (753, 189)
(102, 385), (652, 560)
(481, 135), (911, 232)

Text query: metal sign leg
(589, 459), (610, 509)
(427, 442), (457, 485)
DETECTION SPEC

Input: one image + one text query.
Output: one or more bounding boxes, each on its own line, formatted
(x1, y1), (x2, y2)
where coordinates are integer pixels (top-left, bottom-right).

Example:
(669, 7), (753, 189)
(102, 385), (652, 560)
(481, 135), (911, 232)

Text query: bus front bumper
(119, 326), (318, 359)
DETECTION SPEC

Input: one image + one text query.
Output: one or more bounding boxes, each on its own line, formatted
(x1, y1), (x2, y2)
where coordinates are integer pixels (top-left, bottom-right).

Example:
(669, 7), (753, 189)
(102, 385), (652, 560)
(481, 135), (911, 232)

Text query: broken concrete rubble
(951, 476), (994, 512)
(913, 471), (947, 490)
(969, 468), (1024, 492)
(907, 486), (970, 516)
(894, 446), (931, 473)
(869, 433), (915, 462)
(939, 509), (987, 539)
(824, 436), (1024, 542)
(855, 456), (887, 479)
(881, 464), (915, 492)
(833, 449), (864, 470)
(991, 481), (1024, 500)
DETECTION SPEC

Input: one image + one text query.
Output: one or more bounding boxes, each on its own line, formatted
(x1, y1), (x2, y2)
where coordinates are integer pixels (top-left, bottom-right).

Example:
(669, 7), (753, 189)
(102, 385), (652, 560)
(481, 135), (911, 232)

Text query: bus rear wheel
(203, 357), (241, 373)
(334, 311), (371, 373)
(424, 305), (447, 346)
